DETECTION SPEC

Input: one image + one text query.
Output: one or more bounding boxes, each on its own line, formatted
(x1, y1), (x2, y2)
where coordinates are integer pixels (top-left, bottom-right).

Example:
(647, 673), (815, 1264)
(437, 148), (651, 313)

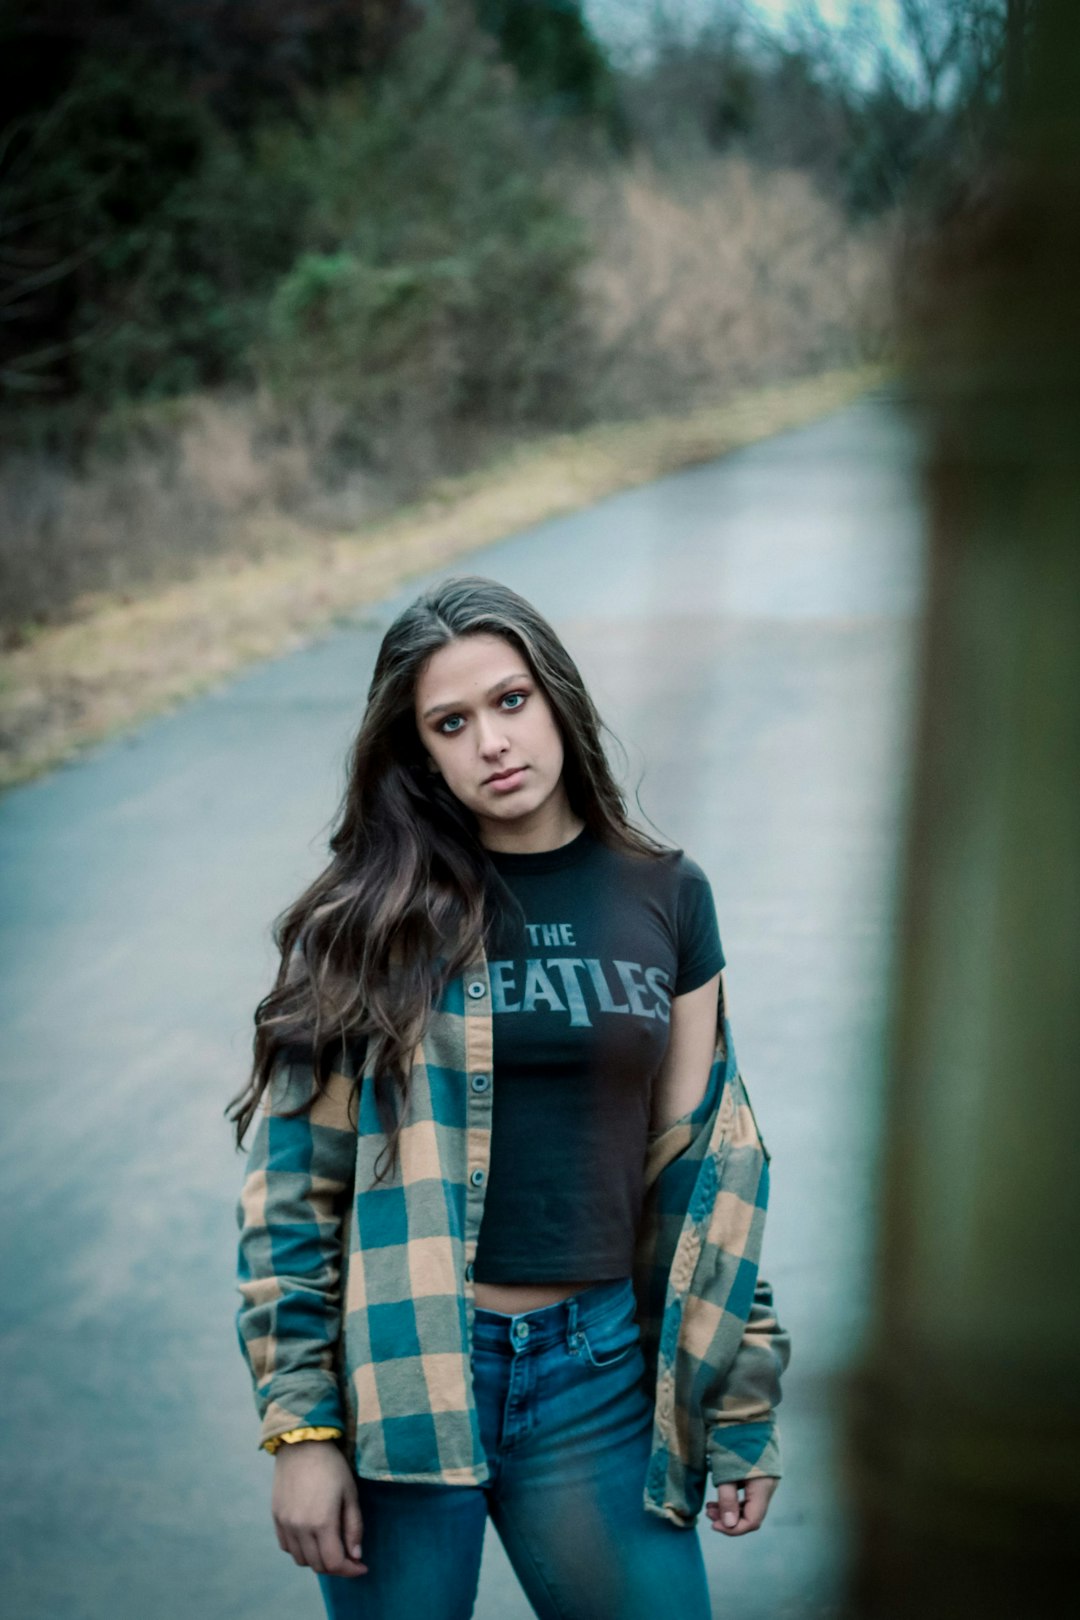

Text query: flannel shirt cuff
(707, 1418), (782, 1486)
(262, 1426), (344, 1455)
(256, 1373), (346, 1452)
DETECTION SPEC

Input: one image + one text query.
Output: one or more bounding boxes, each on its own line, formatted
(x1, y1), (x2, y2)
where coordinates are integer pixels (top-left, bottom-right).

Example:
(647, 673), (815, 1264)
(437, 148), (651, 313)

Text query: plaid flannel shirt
(234, 951), (791, 1528)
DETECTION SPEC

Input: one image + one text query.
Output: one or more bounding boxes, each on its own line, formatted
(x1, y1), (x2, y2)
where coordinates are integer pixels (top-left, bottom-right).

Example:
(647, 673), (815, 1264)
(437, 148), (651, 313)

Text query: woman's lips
(486, 766), (527, 792)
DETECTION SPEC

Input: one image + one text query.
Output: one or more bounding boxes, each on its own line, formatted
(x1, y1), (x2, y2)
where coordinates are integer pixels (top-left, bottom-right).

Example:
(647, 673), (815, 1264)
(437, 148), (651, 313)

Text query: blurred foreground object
(843, 1), (1080, 1615)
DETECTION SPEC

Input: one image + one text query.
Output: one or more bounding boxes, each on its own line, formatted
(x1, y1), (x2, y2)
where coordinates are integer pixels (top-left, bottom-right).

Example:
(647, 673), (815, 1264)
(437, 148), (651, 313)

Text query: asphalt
(0, 387), (926, 1620)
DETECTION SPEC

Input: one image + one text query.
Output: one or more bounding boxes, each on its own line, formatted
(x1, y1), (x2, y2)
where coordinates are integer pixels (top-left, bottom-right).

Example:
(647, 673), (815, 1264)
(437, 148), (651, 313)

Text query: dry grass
(0, 395), (399, 634)
(1, 155), (896, 643)
(0, 365), (886, 792)
(570, 152), (897, 416)
(0, 156), (895, 786)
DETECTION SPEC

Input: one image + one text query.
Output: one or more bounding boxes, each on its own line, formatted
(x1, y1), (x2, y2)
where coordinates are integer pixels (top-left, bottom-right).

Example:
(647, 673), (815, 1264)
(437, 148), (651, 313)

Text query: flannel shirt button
(467, 980), (486, 999)
(469, 1167), (485, 1188)
(465, 1261), (475, 1282)
(471, 1073), (490, 1092)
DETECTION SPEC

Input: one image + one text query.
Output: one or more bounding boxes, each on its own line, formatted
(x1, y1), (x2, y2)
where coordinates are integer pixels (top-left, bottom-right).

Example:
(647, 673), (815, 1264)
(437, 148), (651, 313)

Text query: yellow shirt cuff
(262, 1426), (343, 1455)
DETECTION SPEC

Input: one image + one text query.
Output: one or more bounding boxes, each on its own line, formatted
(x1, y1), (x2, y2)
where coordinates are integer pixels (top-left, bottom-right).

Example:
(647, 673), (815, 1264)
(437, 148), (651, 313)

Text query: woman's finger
(709, 1481), (743, 1530)
(297, 1527), (324, 1571)
(739, 1477), (771, 1530)
(277, 1521), (307, 1564)
(342, 1492), (366, 1567)
(316, 1514), (368, 1578)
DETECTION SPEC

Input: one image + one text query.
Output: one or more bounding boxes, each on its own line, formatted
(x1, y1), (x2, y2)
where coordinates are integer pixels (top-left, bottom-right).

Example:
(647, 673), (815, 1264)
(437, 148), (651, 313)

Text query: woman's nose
(477, 717), (509, 755)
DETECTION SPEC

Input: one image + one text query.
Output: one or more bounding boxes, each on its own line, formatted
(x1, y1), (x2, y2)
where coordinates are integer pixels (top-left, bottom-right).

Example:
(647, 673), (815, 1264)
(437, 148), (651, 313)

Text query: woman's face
(414, 633), (569, 838)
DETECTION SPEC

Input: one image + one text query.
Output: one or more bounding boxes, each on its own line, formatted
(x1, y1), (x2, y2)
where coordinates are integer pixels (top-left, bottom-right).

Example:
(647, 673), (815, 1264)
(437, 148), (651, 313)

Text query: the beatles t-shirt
(472, 823), (725, 1284)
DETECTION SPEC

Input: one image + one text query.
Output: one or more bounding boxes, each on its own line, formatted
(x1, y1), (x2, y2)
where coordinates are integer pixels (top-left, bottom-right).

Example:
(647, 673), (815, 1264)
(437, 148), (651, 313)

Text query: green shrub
(251, 8), (594, 459)
(3, 6), (593, 467)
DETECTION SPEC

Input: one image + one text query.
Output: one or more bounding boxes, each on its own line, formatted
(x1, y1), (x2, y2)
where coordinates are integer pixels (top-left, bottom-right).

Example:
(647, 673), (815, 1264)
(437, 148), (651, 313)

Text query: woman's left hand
(704, 1475), (779, 1535)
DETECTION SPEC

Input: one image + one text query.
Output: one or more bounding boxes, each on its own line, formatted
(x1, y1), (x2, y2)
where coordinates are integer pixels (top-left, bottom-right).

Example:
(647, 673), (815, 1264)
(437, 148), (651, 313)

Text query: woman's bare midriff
(472, 1279), (601, 1314)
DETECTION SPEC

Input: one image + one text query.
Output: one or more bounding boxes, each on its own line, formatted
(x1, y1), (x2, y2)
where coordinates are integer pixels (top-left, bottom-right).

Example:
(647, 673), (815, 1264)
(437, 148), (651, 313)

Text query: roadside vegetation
(0, 0), (1020, 784)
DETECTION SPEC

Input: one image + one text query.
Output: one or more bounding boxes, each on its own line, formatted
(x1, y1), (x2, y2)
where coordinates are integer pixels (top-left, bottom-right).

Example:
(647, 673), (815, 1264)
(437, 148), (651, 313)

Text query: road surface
(0, 388), (926, 1619)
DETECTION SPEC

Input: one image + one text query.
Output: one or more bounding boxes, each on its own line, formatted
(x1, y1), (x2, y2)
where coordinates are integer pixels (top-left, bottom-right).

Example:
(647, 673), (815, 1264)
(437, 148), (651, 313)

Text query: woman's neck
(479, 806), (586, 857)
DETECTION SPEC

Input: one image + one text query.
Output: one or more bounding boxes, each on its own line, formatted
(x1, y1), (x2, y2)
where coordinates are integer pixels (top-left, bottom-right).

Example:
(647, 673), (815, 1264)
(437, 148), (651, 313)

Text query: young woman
(230, 574), (791, 1620)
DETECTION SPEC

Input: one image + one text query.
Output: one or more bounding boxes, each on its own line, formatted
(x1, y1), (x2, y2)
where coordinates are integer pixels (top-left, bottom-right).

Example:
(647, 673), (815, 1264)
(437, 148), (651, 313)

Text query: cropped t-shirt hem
(472, 1262), (639, 1285)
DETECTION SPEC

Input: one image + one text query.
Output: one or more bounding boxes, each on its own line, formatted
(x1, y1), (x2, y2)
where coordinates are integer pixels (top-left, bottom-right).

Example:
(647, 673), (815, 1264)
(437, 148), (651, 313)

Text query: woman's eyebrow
(422, 672), (532, 721)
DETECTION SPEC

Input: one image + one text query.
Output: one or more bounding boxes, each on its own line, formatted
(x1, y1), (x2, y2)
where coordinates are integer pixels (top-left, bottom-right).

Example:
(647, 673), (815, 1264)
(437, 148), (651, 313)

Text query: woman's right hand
(271, 1441), (368, 1577)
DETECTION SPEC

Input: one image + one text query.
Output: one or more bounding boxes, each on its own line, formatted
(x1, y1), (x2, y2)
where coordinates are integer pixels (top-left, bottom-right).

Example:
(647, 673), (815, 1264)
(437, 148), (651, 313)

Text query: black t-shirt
(472, 823), (725, 1284)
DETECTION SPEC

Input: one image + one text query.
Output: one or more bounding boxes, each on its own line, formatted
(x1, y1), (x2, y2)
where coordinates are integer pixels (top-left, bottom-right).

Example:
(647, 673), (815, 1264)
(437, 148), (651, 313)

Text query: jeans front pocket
(576, 1298), (642, 1370)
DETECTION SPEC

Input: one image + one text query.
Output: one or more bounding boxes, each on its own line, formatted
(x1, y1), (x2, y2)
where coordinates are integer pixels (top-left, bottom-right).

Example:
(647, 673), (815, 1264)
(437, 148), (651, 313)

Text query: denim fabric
(317, 1277), (712, 1620)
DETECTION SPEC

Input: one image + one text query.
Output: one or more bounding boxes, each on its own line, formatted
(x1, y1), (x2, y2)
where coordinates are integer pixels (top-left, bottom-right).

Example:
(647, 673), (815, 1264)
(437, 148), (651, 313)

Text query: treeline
(1, 0), (616, 421)
(615, 0), (1024, 211)
(0, 0), (1024, 633)
(2, 0), (1019, 419)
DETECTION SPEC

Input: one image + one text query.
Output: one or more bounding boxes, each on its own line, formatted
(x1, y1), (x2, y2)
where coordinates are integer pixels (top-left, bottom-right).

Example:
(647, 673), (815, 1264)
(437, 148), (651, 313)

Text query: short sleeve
(673, 856), (725, 995)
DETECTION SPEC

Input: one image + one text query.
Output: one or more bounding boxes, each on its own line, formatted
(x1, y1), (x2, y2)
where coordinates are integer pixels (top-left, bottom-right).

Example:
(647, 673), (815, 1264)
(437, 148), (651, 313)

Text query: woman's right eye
(437, 716), (463, 735)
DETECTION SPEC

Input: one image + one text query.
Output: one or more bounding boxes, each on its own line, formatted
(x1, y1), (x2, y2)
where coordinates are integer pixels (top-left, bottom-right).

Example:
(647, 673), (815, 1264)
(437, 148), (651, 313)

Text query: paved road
(0, 388), (925, 1620)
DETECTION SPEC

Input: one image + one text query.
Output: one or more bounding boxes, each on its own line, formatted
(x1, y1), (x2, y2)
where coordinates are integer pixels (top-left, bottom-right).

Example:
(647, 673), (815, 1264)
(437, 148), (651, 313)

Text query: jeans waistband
(471, 1276), (635, 1355)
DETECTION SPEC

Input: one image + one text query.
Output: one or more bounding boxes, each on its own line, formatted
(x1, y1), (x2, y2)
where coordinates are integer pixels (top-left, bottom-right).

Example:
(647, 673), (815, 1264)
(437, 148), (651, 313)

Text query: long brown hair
(226, 573), (672, 1181)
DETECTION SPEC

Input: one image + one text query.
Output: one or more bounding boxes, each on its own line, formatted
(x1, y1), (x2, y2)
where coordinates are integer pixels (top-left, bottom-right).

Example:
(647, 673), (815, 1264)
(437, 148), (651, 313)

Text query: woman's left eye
(502, 692), (526, 710)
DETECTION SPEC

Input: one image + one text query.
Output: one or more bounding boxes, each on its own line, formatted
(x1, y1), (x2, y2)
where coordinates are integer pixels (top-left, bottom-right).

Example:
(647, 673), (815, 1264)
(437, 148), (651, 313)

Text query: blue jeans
(317, 1276), (711, 1619)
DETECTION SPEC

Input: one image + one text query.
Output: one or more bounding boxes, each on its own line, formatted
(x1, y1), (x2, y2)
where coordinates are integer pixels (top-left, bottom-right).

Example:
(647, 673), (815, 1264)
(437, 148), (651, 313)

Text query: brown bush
(0, 154), (897, 640)
(0, 396), (396, 640)
(568, 151), (897, 418)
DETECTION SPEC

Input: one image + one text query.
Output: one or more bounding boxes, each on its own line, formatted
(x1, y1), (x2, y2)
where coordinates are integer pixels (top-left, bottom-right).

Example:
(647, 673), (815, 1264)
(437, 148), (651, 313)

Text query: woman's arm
(652, 970), (791, 1531)
(703, 1272), (791, 1534)
(234, 1048), (358, 1450)
(650, 970), (724, 1133)
(235, 1049), (372, 1579)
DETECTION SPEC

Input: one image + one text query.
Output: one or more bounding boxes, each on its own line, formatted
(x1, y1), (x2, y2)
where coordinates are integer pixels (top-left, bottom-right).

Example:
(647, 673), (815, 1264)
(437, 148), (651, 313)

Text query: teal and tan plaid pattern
(235, 953), (791, 1527)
